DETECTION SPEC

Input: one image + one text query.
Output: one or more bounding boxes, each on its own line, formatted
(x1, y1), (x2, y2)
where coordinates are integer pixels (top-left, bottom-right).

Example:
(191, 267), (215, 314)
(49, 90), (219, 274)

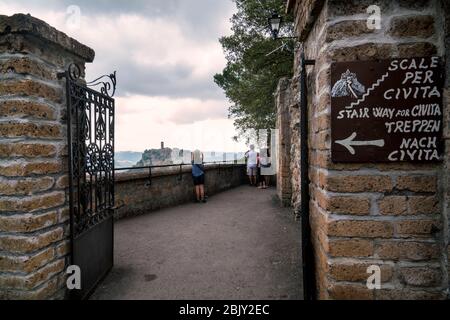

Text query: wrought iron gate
(59, 64), (117, 300)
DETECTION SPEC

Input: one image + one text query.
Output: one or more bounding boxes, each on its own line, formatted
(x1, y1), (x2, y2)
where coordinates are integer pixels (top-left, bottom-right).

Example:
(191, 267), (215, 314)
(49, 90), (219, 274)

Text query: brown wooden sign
(331, 57), (444, 163)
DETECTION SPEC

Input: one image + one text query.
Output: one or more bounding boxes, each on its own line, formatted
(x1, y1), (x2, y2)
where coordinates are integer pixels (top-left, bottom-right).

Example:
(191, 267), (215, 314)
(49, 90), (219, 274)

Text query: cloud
(114, 95), (244, 152)
(1, 1), (234, 100)
(165, 100), (229, 125)
(116, 95), (228, 125)
(79, 13), (231, 99)
(0, 0), (245, 151)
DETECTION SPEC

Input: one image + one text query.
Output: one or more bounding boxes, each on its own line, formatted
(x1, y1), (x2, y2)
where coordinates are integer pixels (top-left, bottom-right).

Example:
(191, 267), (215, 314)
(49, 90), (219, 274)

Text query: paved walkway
(90, 186), (303, 300)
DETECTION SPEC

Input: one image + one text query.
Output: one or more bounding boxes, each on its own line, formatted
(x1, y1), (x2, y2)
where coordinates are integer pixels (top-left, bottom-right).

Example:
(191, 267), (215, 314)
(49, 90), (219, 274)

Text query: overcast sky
(1, 0), (248, 152)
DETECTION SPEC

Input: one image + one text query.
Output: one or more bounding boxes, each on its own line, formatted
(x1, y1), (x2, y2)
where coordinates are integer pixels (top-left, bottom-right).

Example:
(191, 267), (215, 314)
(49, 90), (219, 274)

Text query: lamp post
(268, 12), (282, 39)
(268, 12), (316, 301)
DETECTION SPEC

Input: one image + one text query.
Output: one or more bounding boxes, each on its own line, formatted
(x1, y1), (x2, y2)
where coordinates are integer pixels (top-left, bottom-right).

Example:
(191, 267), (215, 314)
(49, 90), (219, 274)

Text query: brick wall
(287, 0), (449, 299)
(276, 78), (293, 207)
(0, 14), (94, 299)
(289, 48), (303, 212)
(115, 164), (247, 219)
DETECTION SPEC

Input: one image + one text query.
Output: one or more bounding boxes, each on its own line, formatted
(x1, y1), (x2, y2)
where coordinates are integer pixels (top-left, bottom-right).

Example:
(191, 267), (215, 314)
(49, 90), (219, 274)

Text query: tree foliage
(214, 0), (294, 142)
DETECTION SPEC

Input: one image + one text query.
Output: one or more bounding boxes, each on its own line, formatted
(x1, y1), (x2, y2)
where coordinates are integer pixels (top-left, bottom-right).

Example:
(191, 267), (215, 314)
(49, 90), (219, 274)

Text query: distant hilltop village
(115, 142), (246, 168)
(136, 143), (191, 167)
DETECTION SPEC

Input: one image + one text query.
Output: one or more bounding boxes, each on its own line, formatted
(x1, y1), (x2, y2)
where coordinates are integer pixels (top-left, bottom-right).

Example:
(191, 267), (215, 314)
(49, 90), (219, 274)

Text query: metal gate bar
(59, 64), (116, 299)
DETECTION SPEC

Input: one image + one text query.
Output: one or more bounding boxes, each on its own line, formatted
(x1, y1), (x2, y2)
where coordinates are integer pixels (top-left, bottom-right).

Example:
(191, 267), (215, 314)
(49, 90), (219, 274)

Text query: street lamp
(268, 12), (282, 39)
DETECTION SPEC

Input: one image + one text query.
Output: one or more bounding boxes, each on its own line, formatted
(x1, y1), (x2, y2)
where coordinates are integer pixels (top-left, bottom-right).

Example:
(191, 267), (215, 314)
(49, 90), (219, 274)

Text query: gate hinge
(57, 72), (67, 79)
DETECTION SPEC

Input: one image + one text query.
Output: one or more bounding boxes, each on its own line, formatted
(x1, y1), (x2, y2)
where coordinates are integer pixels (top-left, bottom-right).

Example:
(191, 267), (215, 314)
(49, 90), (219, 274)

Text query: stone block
(376, 288), (444, 300)
(0, 191), (65, 213)
(328, 283), (374, 300)
(328, 239), (374, 258)
(388, 15), (435, 38)
(0, 80), (62, 103)
(0, 276), (59, 300)
(375, 240), (439, 261)
(0, 161), (62, 177)
(55, 240), (70, 257)
(310, 130), (330, 150)
(395, 219), (441, 237)
(327, 175), (393, 193)
(399, 266), (442, 287)
(316, 91), (330, 113)
(55, 175), (69, 189)
(0, 121), (61, 139)
(0, 143), (57, 158)
(328, 261), (393, 282)
(396, 176), (437, 193)
(328, 220), (394, 238)
(0, 211), (58, 233)
(397, 42), (437, 57)
(0, 247), (55, 273)
(0, 177), (54, 196)
(0, 227), (63, 253)
(397, 0), (433, 9)
(0, 259), (64, 290)
(329, 43), (397, 62)
(328, 195), (371, 215)
(0, 100), (56, 120)
(327, 0), (392, 17)
(408, 196), (439, 215)
(378, 196), (408, 215)
(0, 57), (55, 80)
(312, 114), (330, 133)
(326, 20), (375, 41)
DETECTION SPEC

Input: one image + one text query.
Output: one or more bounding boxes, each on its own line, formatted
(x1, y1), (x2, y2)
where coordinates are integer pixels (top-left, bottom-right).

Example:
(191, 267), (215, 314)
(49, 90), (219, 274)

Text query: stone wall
(287, 0), (450, 299)
(0, 14), (94, 299)
(288, 49), (302, 212)
(115, 164), (247, 219)
(276, 78), (293, 207)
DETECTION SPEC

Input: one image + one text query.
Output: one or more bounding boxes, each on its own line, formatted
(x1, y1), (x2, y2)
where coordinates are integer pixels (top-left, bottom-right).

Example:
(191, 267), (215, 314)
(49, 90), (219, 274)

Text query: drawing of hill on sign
(331, 69), (366, 99)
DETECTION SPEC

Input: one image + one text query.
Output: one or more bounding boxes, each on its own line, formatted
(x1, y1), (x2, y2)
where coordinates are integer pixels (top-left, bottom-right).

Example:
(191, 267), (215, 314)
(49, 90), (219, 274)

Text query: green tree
(214, 0), (294, 143)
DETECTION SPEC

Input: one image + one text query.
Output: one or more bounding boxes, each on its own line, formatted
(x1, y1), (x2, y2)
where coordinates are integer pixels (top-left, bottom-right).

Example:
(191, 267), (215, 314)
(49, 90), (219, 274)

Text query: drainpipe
(299, 50), (316, 300)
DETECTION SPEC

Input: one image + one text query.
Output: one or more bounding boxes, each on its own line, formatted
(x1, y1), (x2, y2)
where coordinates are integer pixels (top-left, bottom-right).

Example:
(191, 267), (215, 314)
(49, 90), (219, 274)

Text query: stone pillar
(289, 49), (302, 212)
(0, 14), (94, 299)
(288, 0), (449, 299)
(276, 77), (293, 207)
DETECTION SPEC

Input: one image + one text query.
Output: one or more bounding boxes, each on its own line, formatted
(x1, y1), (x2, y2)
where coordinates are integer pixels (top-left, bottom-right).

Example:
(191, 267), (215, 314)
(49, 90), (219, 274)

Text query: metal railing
(114, 160), (243, 172)
(114, 160), (245, 187)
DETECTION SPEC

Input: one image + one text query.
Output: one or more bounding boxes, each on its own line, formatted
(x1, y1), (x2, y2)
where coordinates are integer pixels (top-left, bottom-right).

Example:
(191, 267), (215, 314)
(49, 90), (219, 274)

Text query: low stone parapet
(114, 164), (247, 219)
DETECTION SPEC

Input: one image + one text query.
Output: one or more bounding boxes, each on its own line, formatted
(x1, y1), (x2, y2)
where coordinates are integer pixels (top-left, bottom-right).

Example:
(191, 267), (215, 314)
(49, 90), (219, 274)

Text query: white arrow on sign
(335, 132), (385, 155)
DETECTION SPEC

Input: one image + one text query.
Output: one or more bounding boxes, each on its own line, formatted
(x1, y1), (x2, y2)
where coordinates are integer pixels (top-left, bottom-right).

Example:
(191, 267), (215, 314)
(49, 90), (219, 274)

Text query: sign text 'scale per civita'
(331, 57), (444, 163)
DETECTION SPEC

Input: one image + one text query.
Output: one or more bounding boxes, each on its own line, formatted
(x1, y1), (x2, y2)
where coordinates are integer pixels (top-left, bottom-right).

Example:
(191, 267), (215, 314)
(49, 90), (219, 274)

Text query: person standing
(192, 150), (206, 203)
(245, 144), (258, 186)
(258, 148), (271, 189)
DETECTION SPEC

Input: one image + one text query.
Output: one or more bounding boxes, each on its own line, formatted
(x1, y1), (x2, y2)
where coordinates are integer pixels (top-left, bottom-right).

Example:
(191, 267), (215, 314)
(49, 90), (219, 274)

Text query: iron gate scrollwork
(59, 64), (117, 300)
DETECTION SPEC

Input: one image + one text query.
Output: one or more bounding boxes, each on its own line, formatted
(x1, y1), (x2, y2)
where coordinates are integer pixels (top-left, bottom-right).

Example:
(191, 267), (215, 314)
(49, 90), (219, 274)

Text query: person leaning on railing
(244, 144), (258, 187)
(191, 150), (207, 203)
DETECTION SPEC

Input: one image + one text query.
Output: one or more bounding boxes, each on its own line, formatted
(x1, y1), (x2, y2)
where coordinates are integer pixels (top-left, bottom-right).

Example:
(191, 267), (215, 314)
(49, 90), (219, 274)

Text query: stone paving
(90, 186), (303, 300)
